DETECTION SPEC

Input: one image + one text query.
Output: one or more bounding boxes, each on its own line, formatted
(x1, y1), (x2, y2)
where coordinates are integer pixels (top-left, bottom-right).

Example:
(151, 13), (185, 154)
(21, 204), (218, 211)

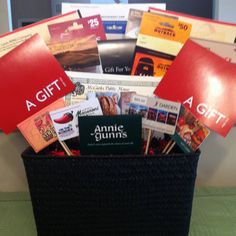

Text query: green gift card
(78, 115), (142, 155)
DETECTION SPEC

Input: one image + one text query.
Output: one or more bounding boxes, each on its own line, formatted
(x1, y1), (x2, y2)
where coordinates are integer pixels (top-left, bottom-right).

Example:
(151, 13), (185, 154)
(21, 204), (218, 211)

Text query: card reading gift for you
(78, 115), (142, 155)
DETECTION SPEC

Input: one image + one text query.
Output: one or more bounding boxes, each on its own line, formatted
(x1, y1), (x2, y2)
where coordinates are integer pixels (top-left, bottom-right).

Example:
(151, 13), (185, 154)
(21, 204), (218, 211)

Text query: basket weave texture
(22, 147), (200, 236)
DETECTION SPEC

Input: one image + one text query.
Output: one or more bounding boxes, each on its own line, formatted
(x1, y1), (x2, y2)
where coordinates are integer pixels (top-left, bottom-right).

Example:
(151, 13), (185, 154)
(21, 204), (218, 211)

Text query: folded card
(0, 34), (75, 134)
(154, 39), (236, 137)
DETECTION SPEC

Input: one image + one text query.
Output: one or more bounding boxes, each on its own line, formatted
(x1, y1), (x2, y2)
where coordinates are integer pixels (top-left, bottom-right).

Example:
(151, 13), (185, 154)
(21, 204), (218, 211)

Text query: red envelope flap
(0, 34), (75, 134)
(154, 39), (236, 137)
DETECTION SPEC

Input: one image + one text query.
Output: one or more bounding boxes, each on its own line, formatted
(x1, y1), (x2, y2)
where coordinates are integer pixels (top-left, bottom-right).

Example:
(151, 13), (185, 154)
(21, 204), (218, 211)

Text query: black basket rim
(21, 146), (201, 160)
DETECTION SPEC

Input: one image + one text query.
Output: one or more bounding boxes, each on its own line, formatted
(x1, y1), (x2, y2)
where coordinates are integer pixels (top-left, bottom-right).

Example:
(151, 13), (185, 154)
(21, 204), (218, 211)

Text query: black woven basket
(22, 146), (200, 236)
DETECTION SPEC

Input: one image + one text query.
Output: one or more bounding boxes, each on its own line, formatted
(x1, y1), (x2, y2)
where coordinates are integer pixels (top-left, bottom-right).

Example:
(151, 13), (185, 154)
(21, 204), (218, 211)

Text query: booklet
(0, 11), (80, 57)
(17, 99), (65, 153)
(129, 94), (181, 135)
(154, 39), (236, 137)
(50, 98), (103, 141)
(149, 7), (236, 44)
(191, 37), (236, 64)
(64, 71), (161, 105)
(131, 12), (191, 77)
(98, 38), (136, 75)
(61, 3), (166, 39)
(171, 106), (210, 153)
(0, 34), (75, 134)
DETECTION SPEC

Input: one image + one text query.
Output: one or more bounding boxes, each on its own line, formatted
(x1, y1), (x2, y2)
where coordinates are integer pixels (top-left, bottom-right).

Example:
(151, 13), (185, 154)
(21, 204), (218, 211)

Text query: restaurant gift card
(129, 95), (181, 135)
(78, 115), (142, 155)
(171, 106), (210, 153)
(17, 99), (65, 153)
(50, 98), (103, 141)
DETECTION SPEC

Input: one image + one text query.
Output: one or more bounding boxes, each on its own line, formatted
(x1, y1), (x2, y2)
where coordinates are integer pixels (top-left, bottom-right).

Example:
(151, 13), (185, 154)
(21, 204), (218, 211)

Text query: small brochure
(172, 106), (210, 153)
(79, 115), (142, 155)
(131, 12), (191, 77)
(0, 34), (75, 134)
(0, 11), (80, 57)
(50, 98), (103, 141)
(149, 7), (236, 44)
(61, 3), (166, 39)
(154, 39), (236, 137)
(98, 38), (136, 75)
(65, 71), (161, 105)
(129, 94), (181, 135)
(17, 99), (65, 153)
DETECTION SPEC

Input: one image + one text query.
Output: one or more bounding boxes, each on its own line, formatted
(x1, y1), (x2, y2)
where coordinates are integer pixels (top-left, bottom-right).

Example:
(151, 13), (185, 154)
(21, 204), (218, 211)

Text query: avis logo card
(78, 115), (142, 155)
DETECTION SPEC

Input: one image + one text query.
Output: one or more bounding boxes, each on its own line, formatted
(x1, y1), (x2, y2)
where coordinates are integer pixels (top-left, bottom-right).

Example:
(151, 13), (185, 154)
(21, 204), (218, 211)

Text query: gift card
(50, 98), (103, 141)
(79, 115), (142, 155)
(17, 99), (65, 153)
(171, 106), (210, 153)
(129, 94), (181, 135)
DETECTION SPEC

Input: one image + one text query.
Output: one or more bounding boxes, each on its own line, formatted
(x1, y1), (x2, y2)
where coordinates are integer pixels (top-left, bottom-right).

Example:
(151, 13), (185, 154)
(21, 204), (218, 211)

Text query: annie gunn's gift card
(78, 115), (142, 155)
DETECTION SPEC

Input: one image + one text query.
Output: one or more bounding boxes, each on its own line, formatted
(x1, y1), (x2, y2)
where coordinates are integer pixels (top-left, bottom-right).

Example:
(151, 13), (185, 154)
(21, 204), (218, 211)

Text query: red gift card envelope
(0, 34), (75, 134)
(154, 39), (236, 137)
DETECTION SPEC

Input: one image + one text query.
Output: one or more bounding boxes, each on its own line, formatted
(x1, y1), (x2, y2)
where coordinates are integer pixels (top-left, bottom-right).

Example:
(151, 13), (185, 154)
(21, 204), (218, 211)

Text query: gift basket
(1, 3), (236, 236)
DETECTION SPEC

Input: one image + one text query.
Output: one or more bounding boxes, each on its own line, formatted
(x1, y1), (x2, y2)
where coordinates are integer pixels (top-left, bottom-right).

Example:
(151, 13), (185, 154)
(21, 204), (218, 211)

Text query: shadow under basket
(21, 146), (200, 236)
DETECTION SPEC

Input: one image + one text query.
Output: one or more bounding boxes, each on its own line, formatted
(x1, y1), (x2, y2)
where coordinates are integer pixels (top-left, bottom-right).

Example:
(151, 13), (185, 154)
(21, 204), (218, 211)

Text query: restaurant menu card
(47, 17), (102, 73)
(149, 7), (236, 44)
(79, 115), (142, 155)
(48, 15), (106, 41)
(0, 11), (80, 57)
(0, 34), (75, 134)
(154, 39), (236, 137)
(65, 71), (161, 105)
(50, 98), (103, 141)
(17, 99), (66, 153)
(129, 94), (181, 135)
(191, 37), (236, 64)
(62, 3), (166, 39)
(131, 13), (191, 77)
(98, 39), (136, 75)
(172, 106), (210, 153)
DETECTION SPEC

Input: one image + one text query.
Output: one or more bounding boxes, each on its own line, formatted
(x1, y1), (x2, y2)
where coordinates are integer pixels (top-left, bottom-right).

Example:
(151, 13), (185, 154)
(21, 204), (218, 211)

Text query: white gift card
(50, 98), (103, 141)
(129, 94), (181, 135)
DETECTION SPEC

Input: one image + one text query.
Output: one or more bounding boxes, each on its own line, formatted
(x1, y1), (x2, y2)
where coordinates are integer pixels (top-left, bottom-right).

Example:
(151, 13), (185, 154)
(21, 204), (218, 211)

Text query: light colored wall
(0, 0), (236, 192)
(0, 0), (12, 34)
(215, 0), (236, 23)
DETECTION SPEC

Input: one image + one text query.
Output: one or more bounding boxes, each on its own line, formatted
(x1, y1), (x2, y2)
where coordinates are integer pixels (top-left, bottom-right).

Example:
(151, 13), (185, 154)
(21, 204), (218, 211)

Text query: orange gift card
(17, 99), (66, 153)
(131, 13), (191, 77)
(139, 12), (192, 44)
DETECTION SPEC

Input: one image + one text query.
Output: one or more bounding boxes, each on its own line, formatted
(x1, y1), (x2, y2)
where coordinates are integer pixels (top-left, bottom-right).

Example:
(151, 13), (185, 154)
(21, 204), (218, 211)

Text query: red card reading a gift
(154, 39), (236, 137)
(0, 34), (75, 134)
